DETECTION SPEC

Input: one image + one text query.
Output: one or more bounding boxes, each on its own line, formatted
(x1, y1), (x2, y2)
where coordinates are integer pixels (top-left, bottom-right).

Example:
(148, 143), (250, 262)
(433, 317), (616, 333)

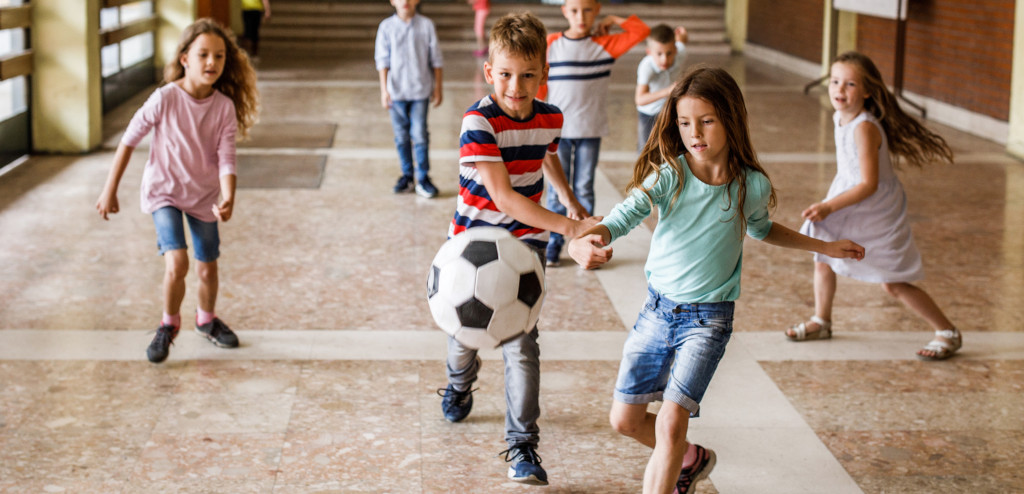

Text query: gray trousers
(446, 328), (541, 447)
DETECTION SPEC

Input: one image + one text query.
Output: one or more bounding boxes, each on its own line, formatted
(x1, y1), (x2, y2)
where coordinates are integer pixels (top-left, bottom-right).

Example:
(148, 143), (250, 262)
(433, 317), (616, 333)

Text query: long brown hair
(833, 51), (953, 168)
(163, 18), (259, 140)
(631, 64), (776, 234)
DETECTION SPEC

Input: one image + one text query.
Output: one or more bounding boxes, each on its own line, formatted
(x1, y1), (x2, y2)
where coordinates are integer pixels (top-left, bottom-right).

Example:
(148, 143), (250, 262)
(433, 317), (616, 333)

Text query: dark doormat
(240, 122), (337, 149)
(237, 154), (326, 189)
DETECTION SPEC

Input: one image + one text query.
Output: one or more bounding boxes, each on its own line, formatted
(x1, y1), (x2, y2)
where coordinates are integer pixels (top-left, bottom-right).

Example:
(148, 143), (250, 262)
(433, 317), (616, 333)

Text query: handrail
(0, 51), (33, 81)
(99, 15), (158, 47)
(0, 5), (31, 31)
(103, 0), (146, 8)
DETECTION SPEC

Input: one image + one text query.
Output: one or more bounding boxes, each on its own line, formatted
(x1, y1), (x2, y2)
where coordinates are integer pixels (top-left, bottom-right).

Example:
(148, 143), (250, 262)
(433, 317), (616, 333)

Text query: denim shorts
(152, 206), (220, 262)
(613, 285), (734, 417)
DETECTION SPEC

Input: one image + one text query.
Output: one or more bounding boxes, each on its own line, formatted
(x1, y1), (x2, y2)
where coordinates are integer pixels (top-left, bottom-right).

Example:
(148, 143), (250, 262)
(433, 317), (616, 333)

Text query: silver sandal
(787, 315), (832, 341)
(917, 328), (962, 361)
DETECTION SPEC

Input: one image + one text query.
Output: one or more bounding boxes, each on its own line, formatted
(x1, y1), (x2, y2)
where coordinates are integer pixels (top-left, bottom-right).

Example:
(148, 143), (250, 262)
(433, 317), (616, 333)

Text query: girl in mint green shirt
(567, 65), (865, 494)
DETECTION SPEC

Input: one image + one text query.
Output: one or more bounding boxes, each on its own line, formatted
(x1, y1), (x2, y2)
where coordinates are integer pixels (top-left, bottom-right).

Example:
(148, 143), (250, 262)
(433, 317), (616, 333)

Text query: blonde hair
(164, 18), (259, 140)
(488, 12), (547, 65)
(833, 51), (953, 168)
(632, 64), (777, 234)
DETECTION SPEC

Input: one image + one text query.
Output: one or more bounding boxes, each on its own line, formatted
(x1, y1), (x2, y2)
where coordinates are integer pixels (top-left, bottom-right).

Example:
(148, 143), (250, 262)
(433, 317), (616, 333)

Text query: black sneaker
(147, 324), (178, 363)
(501, 444), (548, 485)
(676, 444), (716, 494)
(195, 317), (239, 348)
(415, 176), (439, 198)
(436, 384), (475, 422)
(393, 175), (414, 194)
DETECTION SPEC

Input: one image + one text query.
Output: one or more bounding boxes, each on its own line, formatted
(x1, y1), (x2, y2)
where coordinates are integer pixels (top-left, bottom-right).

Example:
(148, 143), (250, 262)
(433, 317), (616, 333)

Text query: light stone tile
(153, 393), (295, 434)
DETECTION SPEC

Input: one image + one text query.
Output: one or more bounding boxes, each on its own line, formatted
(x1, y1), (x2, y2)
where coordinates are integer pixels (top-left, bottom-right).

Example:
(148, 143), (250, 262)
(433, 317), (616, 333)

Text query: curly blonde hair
(164, 18), (259, 140)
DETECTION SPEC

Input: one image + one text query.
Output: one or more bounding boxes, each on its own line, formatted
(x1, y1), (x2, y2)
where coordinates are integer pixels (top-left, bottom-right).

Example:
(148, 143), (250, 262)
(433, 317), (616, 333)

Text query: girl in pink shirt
(96, 18), (259, 363)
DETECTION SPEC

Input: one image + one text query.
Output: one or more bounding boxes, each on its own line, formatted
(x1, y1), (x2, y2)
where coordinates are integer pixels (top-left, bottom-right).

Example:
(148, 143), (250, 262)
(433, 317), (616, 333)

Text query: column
(1008, 0), (1024, 159)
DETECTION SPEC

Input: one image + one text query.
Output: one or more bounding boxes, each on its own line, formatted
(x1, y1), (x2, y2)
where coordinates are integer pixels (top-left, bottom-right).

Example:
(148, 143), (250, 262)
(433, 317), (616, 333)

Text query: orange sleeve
(537, 33), (561, 102)
(593, 15), (650, 59)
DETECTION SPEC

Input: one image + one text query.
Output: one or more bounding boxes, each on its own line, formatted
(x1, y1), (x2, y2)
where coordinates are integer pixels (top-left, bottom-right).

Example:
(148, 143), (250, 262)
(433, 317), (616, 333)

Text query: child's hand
(95, 192), (119, 220)
(823, 239), (864, 260)
(802, 202), (833, 222)
(565, 200), (590, 221)
(212, 199), (234, 222)
(568, 233), (613, 269)
(567, 216), (603, 238)
(675, 26), (689, 44)
(594, 16), (618, 36)
(381, 91), (392, 109)
(432, 86), (443, 108)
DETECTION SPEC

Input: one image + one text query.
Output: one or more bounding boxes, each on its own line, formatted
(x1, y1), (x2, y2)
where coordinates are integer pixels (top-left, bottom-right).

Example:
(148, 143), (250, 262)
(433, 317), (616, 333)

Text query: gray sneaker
(195, 317), (239, 348)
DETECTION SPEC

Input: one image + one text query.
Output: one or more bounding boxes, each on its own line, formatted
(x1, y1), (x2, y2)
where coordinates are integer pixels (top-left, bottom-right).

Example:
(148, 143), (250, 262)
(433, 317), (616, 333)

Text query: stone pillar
(30, 0), (102, 152)
(725, 0), (747, 53)
(155, 0), (197, 78)
(1007, 0), (1024, 159)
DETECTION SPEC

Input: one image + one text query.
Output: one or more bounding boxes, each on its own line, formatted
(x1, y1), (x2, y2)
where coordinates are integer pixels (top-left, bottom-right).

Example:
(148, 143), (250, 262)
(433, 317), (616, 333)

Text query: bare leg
(609, 400), (657, 448)
(788, 262), (836, 337)
(163, 249), (189, 317)
(881, 282), (958, 358)
(643, 401), (691, 494)
(196, 259), (218, 314)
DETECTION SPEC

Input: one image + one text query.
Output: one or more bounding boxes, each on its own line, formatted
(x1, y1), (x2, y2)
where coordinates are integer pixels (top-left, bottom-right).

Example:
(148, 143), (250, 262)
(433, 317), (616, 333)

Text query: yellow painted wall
(725, 0), (748, 52)
(156, 0), (198, 77)
(1008, 0), (1024, 159)
(31, 0), (102, 152)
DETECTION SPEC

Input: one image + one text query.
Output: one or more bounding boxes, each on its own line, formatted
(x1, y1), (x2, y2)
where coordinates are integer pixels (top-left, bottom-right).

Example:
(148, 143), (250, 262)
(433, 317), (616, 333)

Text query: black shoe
(393, 175), (414, 194)
(415, 176), (439, 198)
(195, 317), (239, 348)
(437, 384), (476, 422)
(501, 444), (548, 485)
(147, 324), (178, 363)
(676, 444), (716, 494)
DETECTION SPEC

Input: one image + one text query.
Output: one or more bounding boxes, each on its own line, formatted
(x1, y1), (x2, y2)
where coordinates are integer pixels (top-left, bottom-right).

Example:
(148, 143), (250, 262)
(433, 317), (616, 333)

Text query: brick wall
(856, 0), (1014, 121)
(747, 0), (824, 63)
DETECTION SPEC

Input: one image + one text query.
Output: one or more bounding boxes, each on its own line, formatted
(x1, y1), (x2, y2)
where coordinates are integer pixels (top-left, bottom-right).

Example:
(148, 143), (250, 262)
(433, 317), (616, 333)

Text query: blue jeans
(613, 286), (734, 417)
(546, 137), (600, 252)
(389, 99), (430, 181)
(152, 206), (220, 262)
(637, 111), (658, 153)
(446, 328), (541, 447)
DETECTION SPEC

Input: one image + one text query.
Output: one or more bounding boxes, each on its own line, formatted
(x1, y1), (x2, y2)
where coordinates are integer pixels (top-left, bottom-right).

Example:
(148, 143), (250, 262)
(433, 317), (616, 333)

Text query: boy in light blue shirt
(375, 0), (444, 198)
(635, 24), (687, 152)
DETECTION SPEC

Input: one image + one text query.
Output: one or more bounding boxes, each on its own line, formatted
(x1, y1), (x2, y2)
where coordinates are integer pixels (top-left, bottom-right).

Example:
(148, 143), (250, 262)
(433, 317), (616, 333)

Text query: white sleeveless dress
(799, 111), (924, 283)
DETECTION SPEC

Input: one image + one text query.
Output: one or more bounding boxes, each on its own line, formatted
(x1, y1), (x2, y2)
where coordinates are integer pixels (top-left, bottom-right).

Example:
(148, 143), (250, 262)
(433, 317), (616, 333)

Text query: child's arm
(593, 15), (649, 54)
(475, 161), (599, 237)
(635, 83), (674, 107)
(432, 67), (443, 108)
(675, 26), (688, 44)
(541, 152), (588, 220)
(262, 0), (271, 19)
(760, 222), (865, 260)
(378, 68), (391, 109)
(95, 143), (134, 220)
(594, 15), (628, 36)
(568, 224), (613, 269)
(212, 174), (236, 222)
(803, 121), (880, 222)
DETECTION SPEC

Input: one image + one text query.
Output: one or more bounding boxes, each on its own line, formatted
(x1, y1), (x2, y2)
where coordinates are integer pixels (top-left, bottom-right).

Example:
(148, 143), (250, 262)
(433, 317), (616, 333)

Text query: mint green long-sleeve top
(601, 157), (774, 303)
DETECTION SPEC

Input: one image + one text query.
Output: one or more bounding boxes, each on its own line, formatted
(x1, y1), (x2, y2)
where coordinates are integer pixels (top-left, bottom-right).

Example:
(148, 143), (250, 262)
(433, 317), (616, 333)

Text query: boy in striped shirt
(440, 12), (600, 486)
(541, 0), (649, 266)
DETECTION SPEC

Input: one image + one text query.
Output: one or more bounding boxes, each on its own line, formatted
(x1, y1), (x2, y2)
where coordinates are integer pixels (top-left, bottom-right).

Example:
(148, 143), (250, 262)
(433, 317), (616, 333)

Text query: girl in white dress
(786, 51), (961, 361)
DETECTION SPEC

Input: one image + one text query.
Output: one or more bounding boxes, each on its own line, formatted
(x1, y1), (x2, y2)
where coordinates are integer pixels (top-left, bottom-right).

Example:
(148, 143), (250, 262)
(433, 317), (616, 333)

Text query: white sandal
(917, 328), (962, 361)
(787, 315), (832, 341)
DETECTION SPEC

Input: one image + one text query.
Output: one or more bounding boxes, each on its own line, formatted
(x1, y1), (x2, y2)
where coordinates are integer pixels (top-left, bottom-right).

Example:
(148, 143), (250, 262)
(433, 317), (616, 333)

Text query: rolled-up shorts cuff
(613, 390), (663, 405)
(664, 388), (701, 417)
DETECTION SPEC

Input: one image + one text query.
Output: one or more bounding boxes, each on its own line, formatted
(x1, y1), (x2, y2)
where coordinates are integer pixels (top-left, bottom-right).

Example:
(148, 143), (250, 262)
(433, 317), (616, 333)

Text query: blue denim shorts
(152, 206), (220, 262)
(613, 286), (734, 417)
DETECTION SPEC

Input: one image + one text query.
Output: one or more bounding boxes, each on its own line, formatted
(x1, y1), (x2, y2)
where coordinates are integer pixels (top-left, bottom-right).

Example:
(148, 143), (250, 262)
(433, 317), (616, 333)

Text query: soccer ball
(427, 227), (546, 349)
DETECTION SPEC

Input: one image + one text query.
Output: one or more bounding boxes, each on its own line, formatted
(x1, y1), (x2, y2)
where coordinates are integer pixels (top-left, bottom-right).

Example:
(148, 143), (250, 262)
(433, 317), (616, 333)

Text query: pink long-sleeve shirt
(122, 83), (237, 223)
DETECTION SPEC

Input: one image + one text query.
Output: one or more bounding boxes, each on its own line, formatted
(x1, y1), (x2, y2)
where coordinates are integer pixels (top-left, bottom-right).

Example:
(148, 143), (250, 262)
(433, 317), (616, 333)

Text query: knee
(609, 410), (642, 438)
(195, 262), (217, 284)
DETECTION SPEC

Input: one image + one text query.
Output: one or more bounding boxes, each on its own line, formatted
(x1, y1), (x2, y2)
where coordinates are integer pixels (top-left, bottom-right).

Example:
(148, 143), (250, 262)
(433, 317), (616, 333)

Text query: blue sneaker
(437, 384), (475, 422)
(393, 175), (414, 194)
(415, 176), (439, 198)
(676, 444), (716, 494)
(501, 444), (548, 485)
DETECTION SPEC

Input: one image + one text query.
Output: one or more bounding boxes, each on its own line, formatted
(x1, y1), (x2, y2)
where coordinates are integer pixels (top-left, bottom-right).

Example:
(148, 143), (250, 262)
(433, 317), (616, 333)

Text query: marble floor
(3, 11), (1024, 494)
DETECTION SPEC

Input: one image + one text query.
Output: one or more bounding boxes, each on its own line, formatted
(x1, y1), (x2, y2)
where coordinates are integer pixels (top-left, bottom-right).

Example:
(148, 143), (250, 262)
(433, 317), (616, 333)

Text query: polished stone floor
(2, 14), (1024, 494)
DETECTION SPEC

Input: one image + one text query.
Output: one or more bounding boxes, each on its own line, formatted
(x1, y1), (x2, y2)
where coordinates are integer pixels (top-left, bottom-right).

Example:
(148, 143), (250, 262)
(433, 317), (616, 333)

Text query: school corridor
(2, 0), (1024, 492)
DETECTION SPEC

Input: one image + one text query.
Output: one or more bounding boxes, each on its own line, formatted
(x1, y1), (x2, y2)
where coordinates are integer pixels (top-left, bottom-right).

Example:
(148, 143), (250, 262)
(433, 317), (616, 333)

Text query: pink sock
(681, 442), (698, 468)
(197, 308), (216, 326)
(162, 313), (181, 329)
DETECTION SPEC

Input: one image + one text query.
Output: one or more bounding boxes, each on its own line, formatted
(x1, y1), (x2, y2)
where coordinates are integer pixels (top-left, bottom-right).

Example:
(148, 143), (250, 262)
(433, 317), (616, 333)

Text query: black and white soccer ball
(427, 227), (546, 349)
